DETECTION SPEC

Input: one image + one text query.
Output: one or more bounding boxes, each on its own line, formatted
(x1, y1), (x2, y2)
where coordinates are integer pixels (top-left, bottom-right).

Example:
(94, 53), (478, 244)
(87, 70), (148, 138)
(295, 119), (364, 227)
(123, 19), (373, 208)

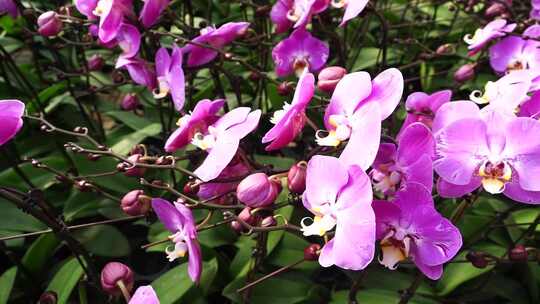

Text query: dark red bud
(509, 244), (528, 262)
(183, 181), (199, 195)
(304, 244), (322, 261)
(248, 71), (261, 82)
(38, 291), (58, 304)
(238, 207), (258, 226)
(484, 3), (506, 19)
(277, 82), (294, 96)
(87, 153), (101, 161)
(87, 54), (104, 71)
(100, 262), (134, 296)
(466, 251), (488, 268)
(121, 94), (140, 111)
(75, 180), (92, 192)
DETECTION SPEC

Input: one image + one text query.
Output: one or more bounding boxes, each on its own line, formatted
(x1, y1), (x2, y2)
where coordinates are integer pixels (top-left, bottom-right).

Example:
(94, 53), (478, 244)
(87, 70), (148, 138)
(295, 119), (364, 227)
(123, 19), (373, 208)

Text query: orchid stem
(116, 280), (131, 303)
(237, 258), (305, 293)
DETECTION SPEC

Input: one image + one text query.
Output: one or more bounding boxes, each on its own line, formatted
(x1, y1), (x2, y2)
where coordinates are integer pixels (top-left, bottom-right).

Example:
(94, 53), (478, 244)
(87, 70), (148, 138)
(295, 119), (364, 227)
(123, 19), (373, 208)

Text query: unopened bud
(121, 94), (140, 111)
(261, 216), (277, 227)
(100, 262), (134, 296)
(238, 207), (258, 226)
(454, 63), (476, 83)
(277, 82), (294, 96)
(230, 220), (244, 233)
(121, 190), (151, 216)
(466, 251), (488, 268)
(237, 173), (281, 207)
(183, 181), (199, 195)
(87, 54), (104, 71)
(287, 161), (307, 194)
(304, 244), (321, 261)
(317, 66), (347, 93)
(509, 244), (528, 262)
(75, 180), (92, 192)
(38, 291), (58, 304)
(123, 154), (146, 177)
(436, 43), (454, 55)
(37, 11), (62, 37)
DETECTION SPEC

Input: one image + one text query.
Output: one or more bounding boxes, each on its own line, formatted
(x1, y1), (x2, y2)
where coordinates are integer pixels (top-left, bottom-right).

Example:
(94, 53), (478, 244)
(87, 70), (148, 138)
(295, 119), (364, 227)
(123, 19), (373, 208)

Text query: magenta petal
(213, 107), (251, 130)
(432, 101), (481, 134)
(129, 286), (159, 304)
(169, 46), (185, 111)
(324, 71), (372, 129)
(151, 198), (183, 232)
(263, 106), (304, 150)
(414, 261), (443, 280)
(186, 236), (202, 283)
(373, 143), (397, 168)
(340, 0), (368, 26)
(139, 0), (169, 28)
(336, 165), (372, 210)
(226, 110), (261, 140)
(117, 23), (141, 58)
(318, 200), (375, 270)
(372, 200), (401, 239)
(0, 99), (25, 146)
(489, 36), (525, 73)
(75, 0), (97, 19)
(504, 117), (540, 191)
(434, 118), (487, 185)
(437, 177), (481, 198)
(98, 0), (125, 43)
(186, 46), (218, 67)
(339, 103), (381, 170)
(155, 47), (171, 78)
(397, 122), (435, 165)
(270, 0), (293, 33)
(194, 135), (240, 182)
(304, 155), (349, 209)
(503, 182), (540, 204)
(360, 68), (404, 120)
(402, 154), (433, 191)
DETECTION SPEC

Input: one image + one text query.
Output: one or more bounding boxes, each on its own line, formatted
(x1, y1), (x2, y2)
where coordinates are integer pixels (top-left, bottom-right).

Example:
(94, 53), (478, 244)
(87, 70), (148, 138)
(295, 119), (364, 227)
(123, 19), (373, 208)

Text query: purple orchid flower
(116, 57), (157, 89)
(272, 28), (329, 77)
(0, 0), (17, 18)
(192, 107), (261, 182)
(433, 100), (540, 204)
(331, 0), (369, 26)
(93, 0), (134, 43)
(0, 99), (24, 146)
(519, 90), (540, 118)
(182, 22), (250, 67)
(532, 0), (540, 20)
(153, 45), (185, 111)
(464, 19), (516, 56)
(316, 69), (403, 169)
(129, 286), (159, 304)
(301, 155), (375, 270)
(489, 25), (540, 74)
(270, 0), (329, 32)
(197, 159), (251, 202)
(151, 198), (202, 283)
(165, 99), (225, 153)
(262, 70), (315, 151)
(371, 123), (435, 196)
(139, 0), (170, 28)
(398, 90), (452, 136)
(373, 183), (462, 280)
(116, 23), (141, 59)
(75, 0), (98, 19)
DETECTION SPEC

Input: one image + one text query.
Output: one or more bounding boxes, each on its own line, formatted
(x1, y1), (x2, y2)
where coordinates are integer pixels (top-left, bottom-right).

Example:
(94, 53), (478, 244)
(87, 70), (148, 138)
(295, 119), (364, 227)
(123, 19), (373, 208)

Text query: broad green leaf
(21, 234), (60, 275)
(0, 267), (17, 304)
(106, 111), (159, 132)
(110, 123), (162, 155)
(0, 199), (47, 232)
(152, 259), (218, 304)
(510, 209), (540, 232)
(253, 155), (295, 170)
(73, 225), (130, 257)
(331, 289), (438, 304)
(46, 258), (84, 304)
(0, 156), (67, 189)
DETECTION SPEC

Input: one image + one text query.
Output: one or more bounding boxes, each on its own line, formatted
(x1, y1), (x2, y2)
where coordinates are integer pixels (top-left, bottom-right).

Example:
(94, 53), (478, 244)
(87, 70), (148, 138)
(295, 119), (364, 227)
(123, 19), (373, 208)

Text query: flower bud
(484, 3), (506, 19)
(236, 173), (281, 207)
(100, 262), (134, 296)
(436, 43), (454, 55)
(230, 220), (244, 233)
(238, 207), (258, 226)
(38, 291), (57, 304)
(277, 82), (294, 96)
(261, 216), (277, 228)
(124, 154), (146, 177)
(466, 251), (488, 268)
(37, 11), (62, 37)
(304, 244), (321, 261)
(287, 162), (307, 194)
(121, 94), (140, 111)
(88, 54), (104, 71)
(183, 181), (199, 195)
(121, 190), (151, 216)
(509, 244), (528, 262)
(317, 66), (347, 93)
(454, 63), (476, 83)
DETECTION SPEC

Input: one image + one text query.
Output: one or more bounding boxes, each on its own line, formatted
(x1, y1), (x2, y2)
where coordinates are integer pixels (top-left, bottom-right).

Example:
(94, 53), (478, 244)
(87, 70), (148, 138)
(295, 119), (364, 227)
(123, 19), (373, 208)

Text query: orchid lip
(331, 0), (347, 9)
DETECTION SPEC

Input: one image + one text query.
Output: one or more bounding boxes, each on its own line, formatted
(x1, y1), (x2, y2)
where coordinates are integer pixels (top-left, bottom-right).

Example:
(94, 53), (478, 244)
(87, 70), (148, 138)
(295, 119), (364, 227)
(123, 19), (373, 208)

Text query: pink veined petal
(0, 99), (25, 146)
(413, 260), (443, 280)
(359, 68), (404, 120)
(372, 200), (401, 240)
(300, 31), (329, 72)
(412, 215), (462, 266)
(324, 71), (372, 129)
(503, 181), (540, 205)
(225, 110), (261, 139)
(262, 105), (305, 150)
(340, 0), (369, 26)
(519, 91), (540, 118)
(213, 107), (251, 131)
(292, 71), (316, 107)
(504, 117), (540, 191)
(393, 182), (434, 226)
(318, 200), (376, 270)
(155, 47), (171, 78)
(270, 0), (294, 34)
(401, 154), (434, 192)
(98, 0), (125, 43)
(336, 165), (373, 211)
(186, 46), (218, 67)
(139, 0), (169, 28)
(193, 135), (240, 182)
(185, 235), (203, 283)
(117, 23), (141, 58)
(293, 0), (316, 28)
(372, 143), (397, 168)
(397, 122), (435, 166)
(129, 286), (159, 304)
(304, 155), (349, 209)
(74, 0), (98, 19)
(489, 36), (526, 73)
(432, 100), (481, 134)
(169, 46), (185, 111)
(437, 177), (481, 198)
(151, 198), (183, 232)
(339, 103), (381, 170)
(434, 118), (488, 185)
(429, 90), (453, 113)
(173, 202), (196, 236)
(405, 92), (430, 111)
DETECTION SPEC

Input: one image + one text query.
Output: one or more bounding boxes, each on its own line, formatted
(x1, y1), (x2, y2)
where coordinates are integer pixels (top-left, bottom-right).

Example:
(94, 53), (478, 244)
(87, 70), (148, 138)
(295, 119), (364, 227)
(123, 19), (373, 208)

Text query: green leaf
(46, 258), (84, 304)
(73, 225), (130, 257)
(331, 289), (438, 304)
(0, 267), (17, 304)
(106, 111), (160, 132)
(510, 209), (540, 232)
(0, 156), (67, 189)
(253, 155), (295, 171)
(21, 234), (60, 275)
(436, 243), (506, 296)
(152, 259), (218, 304)
(0, 199), (47, 232)
(110, 123), (162, 155)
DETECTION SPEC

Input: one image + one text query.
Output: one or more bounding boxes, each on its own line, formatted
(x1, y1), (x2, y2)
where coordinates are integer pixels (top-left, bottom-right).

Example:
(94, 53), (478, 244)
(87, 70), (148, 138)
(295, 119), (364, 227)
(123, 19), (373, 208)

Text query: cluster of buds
(230, 207), (276, 233)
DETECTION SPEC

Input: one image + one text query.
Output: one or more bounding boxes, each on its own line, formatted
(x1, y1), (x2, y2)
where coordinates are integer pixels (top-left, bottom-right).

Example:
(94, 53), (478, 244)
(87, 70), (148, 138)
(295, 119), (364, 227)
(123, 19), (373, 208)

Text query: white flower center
(93, 0), (111, 17)
(270, 102), (292, 124)
(165, 231), (188, 262)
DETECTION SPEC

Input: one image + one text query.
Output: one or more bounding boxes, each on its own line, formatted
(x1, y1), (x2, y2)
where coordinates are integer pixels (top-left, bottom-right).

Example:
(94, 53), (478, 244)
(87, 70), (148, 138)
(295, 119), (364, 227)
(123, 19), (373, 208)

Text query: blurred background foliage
(0, 0), (538, 303)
